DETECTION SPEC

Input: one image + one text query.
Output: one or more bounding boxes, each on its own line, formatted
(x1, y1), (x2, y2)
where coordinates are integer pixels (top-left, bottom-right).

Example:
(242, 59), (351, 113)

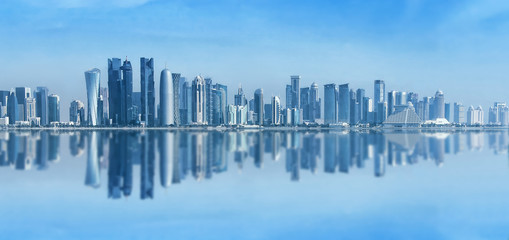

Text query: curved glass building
(160, 68), (174, 126)
(85, 68), (101, 126)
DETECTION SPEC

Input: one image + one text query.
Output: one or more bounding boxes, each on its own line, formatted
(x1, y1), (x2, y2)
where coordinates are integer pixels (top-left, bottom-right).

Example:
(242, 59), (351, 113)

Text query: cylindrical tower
(85, 68), (100, 126)
(160, 68), (174, 126)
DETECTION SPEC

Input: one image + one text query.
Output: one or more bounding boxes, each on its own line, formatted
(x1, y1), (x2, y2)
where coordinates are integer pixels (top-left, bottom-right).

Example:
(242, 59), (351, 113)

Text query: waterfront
(0, 130), (508, 239)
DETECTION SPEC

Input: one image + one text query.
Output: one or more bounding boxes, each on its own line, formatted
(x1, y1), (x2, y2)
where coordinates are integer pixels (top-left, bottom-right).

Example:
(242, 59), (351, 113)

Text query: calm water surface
(0, 130), (508, 240)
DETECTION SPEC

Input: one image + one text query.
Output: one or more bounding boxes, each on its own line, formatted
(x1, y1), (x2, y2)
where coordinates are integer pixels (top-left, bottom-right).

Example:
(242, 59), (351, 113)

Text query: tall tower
(107, 58), (122, 124)
(171, 73), (181, 126)
(290, 76), (300, 109)
(324, 84), (337, 124)
(192, 76), (206, 124)
(121, 59), (133, 124)
(85, 68), (100, 126)
(338, 84), (350, 123)
(271, 96), (280, 125)
(374, 79), (385, 115)
(254, 89), (264, 125)
(159, 68), (174, 126)
(48, 94), (60, 123)
(35, 87), (49, 126)
(7, 91), (18, 124)
(140, 57), (155, 126)
(434, 90), (445, 119)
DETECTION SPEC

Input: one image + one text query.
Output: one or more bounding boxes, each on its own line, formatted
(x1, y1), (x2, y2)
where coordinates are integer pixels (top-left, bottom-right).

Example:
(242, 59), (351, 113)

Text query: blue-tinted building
(107, 58), (122, 125)
(324, 84), (337, 124)
(140, 57), (155, 126)
(121, 59), (133, 124)
(338, 84), (350, 123)
(7, 91), (18, 124)
(48, 94), (60, 123)
(35, 87), (48, 125)
(254, 89), (264, 125)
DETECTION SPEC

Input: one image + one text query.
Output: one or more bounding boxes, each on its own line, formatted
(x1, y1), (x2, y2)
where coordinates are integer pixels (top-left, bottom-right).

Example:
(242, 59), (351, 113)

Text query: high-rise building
(159, 68), (174, 126)
(132, 92), (141, 122)
(445, 103), (453, 122)
(25, 97), (37, 124)
(204, 77), (213, 124)
(300, 87), (310, 121)
(7, 91), (18, 124)
(172, 73), (181, 126)
(234, 85), (247, 106)
(434, 90), (445, 119)
(140, 57), (155, 126)
(349, 89), (359, 124)
(374, 80), (385, 116)
(309, 83), (320, 122)
(387, 91), (397, 116)
(35, 87), (48, 125)
(338, 84), (350, 123)
(99, 87), (109, 125)
(121, 59), (133, 124)
(285, 84), (292, 109)
(396, 91), (407, 106)
(363, 97), (374, 124)
(15, 87), (31, 121)
(454, 102), (466, 124)
(211, 86), (226, 125)
(324, 84), (337, 124)
(290, 76), (300, 109)
(407, 92), (419, 107)
(85, 68), (100, 126)
(254, 89), (264, 125)
(467, 105), (483, 125)
(48, 94), (60, 123)
(356, 88), (365, 122)
(107, 58), (122, 124)
(192, 76), (206, 124)
(271, 96), (281, 125)
(69, 100), (85, 125)
(377, 102), (387, 124)
(180, 81), (192, 125)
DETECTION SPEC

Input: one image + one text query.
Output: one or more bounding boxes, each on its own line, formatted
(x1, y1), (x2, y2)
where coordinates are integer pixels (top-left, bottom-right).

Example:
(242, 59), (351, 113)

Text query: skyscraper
(290, 76), (300, 109)
(107, 58), (122, 124)
(121, 59), (133, 124)
(48, 94), (60, 123)
(254, 89), (264, 125)
(356, 88), (365, 122)
(338, 84), (350, 123)
(192, 76), (206, 124)
(309, 83), (320, 122)
(140, 57), (155, 126)
(324, 84), (337, 124)
(285, 84), (292, 109)
(99, 87), (109, 125)
(234, 85), (247, 106)
(69, 100), (85, 125)
(159, 68), (174, 126)
(396, 91), (407, 106)
(35, 87), (48, 126)
(85, 68), (100, 126)
(204, 77), (213, 123)
(387, 91), (397, 115)
(374, 80), (385, 122)
(172, 73), (181, 126)
(15, 87), (31, 121)
(300, 87), (310, 121)
(454, 102), (465, 124)
(7, 91), (18, 124)
(434, 90), (445, 119)
(271, 96), (281, 125)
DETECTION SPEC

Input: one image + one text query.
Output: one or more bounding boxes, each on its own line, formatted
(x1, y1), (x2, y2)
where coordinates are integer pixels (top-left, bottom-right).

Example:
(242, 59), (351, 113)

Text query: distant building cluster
(1, 57), (507, 127)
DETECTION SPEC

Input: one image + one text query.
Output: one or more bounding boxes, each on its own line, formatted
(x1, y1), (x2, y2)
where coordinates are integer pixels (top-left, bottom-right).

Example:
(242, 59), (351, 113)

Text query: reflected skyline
(0, 130), (508, 200)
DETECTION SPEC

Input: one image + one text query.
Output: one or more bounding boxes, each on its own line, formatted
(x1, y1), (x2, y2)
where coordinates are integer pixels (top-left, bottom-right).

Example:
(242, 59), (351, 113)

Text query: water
(0, 129), (508, 240)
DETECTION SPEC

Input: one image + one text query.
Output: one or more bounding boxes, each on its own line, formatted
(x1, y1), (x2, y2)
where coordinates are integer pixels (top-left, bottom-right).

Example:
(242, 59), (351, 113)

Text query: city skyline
(2, 0), (509, 119)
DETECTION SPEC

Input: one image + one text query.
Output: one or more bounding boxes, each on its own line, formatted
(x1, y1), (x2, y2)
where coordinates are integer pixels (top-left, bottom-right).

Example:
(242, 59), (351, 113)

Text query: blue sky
(1, 0), (509, 119)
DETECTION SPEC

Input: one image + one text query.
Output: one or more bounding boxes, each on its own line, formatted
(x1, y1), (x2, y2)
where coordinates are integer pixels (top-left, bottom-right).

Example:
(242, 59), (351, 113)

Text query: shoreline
(0, 125), (508, 132)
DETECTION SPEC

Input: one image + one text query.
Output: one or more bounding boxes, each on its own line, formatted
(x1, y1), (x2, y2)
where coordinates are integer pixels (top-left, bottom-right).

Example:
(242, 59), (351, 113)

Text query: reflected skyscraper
(85, 132), (100, 188)
(159, 131), (175, 188)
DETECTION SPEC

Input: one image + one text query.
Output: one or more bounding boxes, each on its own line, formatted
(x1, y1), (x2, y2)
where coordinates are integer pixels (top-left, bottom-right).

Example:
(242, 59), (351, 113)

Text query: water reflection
(0, 130), (507, 199)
